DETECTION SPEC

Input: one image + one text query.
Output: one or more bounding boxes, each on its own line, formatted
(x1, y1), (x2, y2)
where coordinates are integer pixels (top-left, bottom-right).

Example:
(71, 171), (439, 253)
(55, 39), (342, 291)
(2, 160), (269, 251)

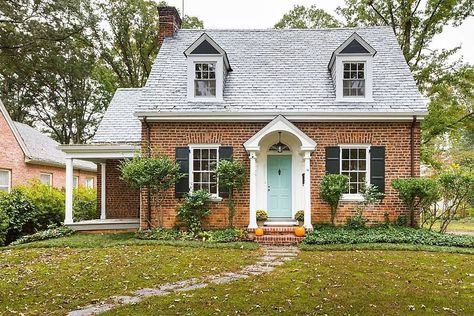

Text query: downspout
(143, 117), (152, 229)
(410, 116), (417, 177)
(410, 115), (417, 227)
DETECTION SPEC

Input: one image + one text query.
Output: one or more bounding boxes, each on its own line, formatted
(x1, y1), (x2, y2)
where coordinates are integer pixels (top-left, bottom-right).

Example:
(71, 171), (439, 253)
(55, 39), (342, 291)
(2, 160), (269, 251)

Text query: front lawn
(106, 250), (474, 315)
(0, 233), (259, 315)
(423, 218), (474, 233)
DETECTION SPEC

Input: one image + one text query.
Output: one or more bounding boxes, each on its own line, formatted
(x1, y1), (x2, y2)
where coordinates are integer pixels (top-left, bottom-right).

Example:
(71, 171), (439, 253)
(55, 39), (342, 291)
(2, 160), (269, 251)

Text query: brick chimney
(158, 6), (182, 46)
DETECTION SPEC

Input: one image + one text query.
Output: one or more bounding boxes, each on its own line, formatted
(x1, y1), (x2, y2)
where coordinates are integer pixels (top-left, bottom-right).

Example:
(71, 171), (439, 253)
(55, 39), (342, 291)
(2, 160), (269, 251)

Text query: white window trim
(39, 172), (53, 187)
(339, 144), (371, 201)
(73, 176), (79, 189)
(0, 169), (11, 193)
(335, 55), (373, 102)
(85, 178), (94, 189)
(188, 144), (222, 201)
(187, 56), (224, 102)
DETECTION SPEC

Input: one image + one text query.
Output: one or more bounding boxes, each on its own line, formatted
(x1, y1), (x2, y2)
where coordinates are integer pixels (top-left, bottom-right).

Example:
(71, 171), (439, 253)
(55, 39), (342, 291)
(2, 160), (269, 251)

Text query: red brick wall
(141, 121), (420, 229)
(96, 160), (140, 219)
(0, 110), (96, 189)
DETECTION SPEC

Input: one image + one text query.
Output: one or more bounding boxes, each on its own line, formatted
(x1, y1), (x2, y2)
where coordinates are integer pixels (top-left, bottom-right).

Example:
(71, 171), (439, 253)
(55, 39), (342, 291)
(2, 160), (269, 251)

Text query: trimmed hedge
(303, 226), (474, 248)
(136, 228), (249, 243)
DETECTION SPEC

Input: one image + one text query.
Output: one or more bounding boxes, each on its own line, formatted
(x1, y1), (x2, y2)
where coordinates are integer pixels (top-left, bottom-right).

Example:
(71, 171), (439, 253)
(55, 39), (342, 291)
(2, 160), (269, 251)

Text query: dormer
(184, 33), (232, 102)
(328, 33), (376, 102)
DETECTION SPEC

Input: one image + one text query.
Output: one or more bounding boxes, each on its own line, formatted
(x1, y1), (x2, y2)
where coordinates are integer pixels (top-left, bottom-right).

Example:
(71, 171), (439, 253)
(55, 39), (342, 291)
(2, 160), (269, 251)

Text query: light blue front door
(267, 155), (292, 218)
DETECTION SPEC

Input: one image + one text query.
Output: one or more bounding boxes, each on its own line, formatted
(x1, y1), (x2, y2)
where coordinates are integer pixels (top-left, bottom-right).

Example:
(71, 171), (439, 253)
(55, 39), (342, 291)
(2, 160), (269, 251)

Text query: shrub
(256, 210), (268, 222)
(294, 210), (305, 222)
(73, 187), (97, 221)
(0, 189), (37, 244)
(215, 159), (246, 228)
(0, 203), (8, 246)
(303, 226), (474, 248)
(176, 190), (212, 233)
(319, 174), (350, 225)
(9, 226), (74, 246)
(396, 214), (408, 227)
(197, 228), (248, 243)
(392, 177), (439, 227)
(346, 212), (367, 229)
(136, 227), (193, 241)
(120, 154), (183, 227)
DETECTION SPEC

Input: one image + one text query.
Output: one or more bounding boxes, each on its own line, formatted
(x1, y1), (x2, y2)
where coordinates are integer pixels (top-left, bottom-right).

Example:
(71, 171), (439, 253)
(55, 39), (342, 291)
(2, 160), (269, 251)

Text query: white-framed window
(194, 62), (216, 97)
(0, 169), (11, 193)
(73, 176), (79, 189)
(189, 145), (220, 197)
(343, 62), (365, 97)
(39, 173), (53, 187)
(340, 145), (370, 200)
(85, 178), (94, 189)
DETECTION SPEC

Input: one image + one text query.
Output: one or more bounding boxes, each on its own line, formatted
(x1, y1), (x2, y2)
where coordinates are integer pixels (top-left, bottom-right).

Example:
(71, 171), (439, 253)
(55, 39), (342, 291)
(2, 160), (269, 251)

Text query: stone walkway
(68, 246), (299, 316)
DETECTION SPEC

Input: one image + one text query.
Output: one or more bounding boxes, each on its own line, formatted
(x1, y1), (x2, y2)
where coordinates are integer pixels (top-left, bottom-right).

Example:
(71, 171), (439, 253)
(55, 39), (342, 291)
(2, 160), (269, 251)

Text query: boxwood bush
(303, 226), (474, 248)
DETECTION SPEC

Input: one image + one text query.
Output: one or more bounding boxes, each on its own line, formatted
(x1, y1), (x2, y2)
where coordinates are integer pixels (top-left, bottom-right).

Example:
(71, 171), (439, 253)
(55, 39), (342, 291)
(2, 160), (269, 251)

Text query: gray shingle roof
(139, 27), (425, 113)
(92, 88), (142, 144)
(14, 122), (96, 171)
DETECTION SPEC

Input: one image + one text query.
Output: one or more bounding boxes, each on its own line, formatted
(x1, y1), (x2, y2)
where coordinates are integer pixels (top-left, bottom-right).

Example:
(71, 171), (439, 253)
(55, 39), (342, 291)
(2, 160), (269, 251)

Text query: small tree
(391, 178), (439, 227)
(215, 160), (246, 228)
(176, 190), (212, 234)
(320, 174), (350, 225)
(120, 155), (183, 227)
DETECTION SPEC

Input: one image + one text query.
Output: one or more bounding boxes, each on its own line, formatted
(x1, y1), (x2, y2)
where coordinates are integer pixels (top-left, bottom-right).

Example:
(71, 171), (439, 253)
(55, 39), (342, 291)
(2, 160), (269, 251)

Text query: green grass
(423, 219), (474, 233)
(0, 233), (259, 315)
(106, 250), (474, 316)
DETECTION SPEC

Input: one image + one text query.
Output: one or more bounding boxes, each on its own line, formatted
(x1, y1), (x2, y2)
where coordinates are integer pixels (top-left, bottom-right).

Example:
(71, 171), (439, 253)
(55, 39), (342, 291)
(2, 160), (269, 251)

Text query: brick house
(0, 99), (96, 192)
(60, 7), (426, 231)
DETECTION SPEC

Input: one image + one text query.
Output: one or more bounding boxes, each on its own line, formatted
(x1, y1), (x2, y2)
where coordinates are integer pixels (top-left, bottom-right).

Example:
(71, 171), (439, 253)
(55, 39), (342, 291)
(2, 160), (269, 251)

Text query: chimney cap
(157, 6), (182, 25)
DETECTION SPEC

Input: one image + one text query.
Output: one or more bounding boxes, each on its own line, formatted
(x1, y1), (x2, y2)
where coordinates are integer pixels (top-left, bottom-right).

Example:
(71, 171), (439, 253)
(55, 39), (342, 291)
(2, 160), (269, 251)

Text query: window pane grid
(0, 170), (10, 192)
(341, 148), (367, 194)
(192, 148), (218, 194)
(343, 62), (365, 97)
(194, 63), (216, 97)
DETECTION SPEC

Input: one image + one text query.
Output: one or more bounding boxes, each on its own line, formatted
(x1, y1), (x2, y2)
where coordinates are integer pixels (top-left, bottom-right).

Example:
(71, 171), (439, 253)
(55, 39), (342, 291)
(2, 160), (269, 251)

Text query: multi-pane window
(0, 169), (11, 192)
(194, 63), (216, 97)
(343, 62), (365, 97)
(39, 173), (52, 186)
(192, 148), (218, 195)
(85, 178), (94, 189)
(73, 176), (79, 188)
(341, 148), (368, 194)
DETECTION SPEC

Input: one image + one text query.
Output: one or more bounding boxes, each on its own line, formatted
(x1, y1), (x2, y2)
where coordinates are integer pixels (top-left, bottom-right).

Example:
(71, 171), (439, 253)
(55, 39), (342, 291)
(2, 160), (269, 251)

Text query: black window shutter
(325, 147), (340, 174)
(370, 146), (385, 194)
(218, 147), (233, 198)
(175, 147), (189, 198)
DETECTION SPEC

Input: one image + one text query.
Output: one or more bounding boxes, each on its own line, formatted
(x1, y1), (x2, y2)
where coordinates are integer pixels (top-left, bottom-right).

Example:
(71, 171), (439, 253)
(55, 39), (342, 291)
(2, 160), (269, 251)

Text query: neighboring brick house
(60, 7), (426, 231)
(0, 100), (96, 192)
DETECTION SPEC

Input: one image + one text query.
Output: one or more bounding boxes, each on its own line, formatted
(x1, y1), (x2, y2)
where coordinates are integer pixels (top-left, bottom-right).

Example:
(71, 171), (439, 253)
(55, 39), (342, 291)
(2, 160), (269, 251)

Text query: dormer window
(328, 33), (376, 102)
(343, 62), (365, 97)
(195, 63), (216, 97)
(184, 33), (232, 102)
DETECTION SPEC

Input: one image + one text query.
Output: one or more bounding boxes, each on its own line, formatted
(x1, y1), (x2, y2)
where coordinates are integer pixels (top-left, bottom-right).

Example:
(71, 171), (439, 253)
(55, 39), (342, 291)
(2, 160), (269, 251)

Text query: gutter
(143, 117), (152, 229)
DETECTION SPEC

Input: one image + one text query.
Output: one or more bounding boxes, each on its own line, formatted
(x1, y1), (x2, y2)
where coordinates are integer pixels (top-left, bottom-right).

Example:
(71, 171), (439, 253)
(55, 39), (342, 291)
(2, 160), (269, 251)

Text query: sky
(165, 0), (474, 64)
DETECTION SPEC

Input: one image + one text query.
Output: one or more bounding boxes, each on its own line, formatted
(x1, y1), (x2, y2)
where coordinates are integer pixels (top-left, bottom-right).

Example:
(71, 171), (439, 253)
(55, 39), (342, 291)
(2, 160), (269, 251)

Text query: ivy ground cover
(0, 234), (259, 315)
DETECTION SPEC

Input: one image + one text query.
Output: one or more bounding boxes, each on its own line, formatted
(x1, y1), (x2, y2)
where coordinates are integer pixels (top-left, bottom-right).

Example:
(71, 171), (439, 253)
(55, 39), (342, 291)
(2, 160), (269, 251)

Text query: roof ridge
(177, 26), (391, 32)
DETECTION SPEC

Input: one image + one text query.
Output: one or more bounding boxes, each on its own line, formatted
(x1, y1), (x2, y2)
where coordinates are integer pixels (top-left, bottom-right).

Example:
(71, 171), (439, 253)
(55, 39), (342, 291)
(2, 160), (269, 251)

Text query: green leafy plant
(73, 187), (97, 221)
(0, 201), (8, 246)
(256, 210), (268, 223)
(197, 228), (248, 243)
(176, 190), (212, 234)
(346, 212), (368, 229)
(215, 159), (246, 227)
(120, 153), (183, 227)
(392, 178), (439, 227)
(295, 210), (305, 224)
(383, 212), (390, 226)
(9, 226), (74, 246)
(396, 214), (409, 227)
(0, 189), (37, 244)
(136, 227), (193, 241)
(320, 174), (350, 225)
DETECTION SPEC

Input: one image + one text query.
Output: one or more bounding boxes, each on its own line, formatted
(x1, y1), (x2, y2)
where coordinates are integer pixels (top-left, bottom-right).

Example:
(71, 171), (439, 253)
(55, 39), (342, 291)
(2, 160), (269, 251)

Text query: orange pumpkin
(294, 226), (305, 237)
(255, 228), (264, 236)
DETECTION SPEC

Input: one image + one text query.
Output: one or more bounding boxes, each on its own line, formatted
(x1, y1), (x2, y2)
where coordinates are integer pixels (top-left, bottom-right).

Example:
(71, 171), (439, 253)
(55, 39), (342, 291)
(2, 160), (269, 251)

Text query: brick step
(248, 226), (305, 235)
(254, 234), (304, 246)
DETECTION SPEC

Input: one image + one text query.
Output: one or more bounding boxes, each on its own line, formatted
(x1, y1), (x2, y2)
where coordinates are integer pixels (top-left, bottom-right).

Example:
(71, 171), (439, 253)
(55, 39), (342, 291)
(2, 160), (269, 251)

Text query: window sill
(210, 196), (223, 202)
(187, 97), (223, 103)
(341, 194), (364, 202)
(336, 97), (373, 103)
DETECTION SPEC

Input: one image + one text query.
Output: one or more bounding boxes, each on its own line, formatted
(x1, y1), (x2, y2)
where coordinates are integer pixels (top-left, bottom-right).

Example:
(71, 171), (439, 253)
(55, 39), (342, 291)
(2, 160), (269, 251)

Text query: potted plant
(294, 210), (305, 226)
(256, 210), (268, 227)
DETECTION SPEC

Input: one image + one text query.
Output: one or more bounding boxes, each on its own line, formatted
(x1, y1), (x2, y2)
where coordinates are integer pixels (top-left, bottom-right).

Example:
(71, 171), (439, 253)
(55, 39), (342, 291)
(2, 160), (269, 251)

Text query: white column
(64, 158), (74, 224)
(248, 151), (258, 229)
(303, 151), (313, 229)
(100, 162), (106, 220)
